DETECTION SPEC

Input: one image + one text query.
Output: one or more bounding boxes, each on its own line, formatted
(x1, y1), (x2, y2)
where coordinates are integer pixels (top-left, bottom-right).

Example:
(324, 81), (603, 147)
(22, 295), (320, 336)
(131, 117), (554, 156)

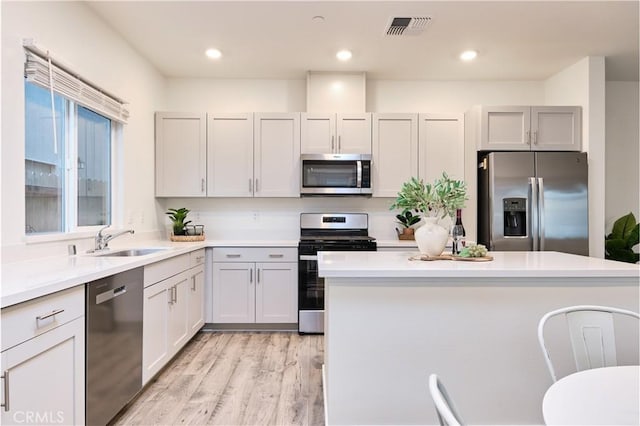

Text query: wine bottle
(455, 209), (466, 249)
(451, 209), (466, 255)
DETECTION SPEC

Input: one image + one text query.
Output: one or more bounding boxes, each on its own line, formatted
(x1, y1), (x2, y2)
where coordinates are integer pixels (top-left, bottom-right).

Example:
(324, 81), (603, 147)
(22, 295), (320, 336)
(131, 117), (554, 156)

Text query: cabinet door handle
(191, 277), (196, 291)
(257, 268), (261, 283)
(338, 135), (341, 152)
(36, 309), (65, 321)
(331, 135), (335, 152)
(268, 254), (284, 258)
(249, 269), (253, 283)
(533, 131), (538, 145)
(174, 286), (178, 303)
(255, 179), (259, 193)
(201, 178), (205, 192)
(1, 370), (9, 412)
(526, 130), (531, 145)
(226, 254), (241, 258)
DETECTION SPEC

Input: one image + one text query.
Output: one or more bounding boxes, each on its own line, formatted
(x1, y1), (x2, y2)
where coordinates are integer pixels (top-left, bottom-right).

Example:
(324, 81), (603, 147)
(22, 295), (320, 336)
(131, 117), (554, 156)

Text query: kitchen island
(318, 251), (639, 425)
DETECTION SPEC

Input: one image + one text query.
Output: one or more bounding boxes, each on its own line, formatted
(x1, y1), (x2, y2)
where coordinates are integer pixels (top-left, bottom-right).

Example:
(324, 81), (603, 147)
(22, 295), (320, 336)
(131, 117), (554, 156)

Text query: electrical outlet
(140, 211), (145, 224)
(253, 212), (259, 222)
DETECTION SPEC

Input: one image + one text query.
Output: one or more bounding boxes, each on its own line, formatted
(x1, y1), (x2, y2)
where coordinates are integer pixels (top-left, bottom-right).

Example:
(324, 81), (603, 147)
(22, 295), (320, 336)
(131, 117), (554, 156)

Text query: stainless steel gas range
(297, 213), (377, 334)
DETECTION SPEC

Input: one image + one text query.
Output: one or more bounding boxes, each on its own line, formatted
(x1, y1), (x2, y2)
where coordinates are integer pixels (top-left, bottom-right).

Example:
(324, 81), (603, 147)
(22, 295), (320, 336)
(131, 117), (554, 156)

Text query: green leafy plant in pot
(166, 207), (191, 236)
(395, 209), (421, 239)
(390, 172), (467, 255)
(605, 212), (639, 263)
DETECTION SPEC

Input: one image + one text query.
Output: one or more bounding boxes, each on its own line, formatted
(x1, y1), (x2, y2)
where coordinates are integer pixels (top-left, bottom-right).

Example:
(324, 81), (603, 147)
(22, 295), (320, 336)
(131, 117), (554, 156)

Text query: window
(23, 46), (128, 236)
(25, 82), (112, 234)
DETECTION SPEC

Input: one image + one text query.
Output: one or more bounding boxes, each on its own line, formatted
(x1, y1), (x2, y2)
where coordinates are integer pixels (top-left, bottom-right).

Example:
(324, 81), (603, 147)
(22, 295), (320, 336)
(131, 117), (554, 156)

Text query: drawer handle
(226, 254), (241, 258)
(195, 256), (204, 263)
(1, 370), (9, 412)
(36, 309), (65, 321)
(269, 254), (284, 258)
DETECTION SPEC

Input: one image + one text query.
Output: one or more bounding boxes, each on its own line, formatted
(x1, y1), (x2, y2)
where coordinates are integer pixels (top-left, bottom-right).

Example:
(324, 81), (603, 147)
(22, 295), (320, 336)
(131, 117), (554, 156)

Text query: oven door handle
(299, 255), (318, 261)
(356, 160), (362, 188)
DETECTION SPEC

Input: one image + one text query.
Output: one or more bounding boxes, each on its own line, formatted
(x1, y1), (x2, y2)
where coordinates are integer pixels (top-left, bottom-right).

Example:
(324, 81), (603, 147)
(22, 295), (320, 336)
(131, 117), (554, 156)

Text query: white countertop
(1, 239), (300, 309)
(318, 250), (640, 279)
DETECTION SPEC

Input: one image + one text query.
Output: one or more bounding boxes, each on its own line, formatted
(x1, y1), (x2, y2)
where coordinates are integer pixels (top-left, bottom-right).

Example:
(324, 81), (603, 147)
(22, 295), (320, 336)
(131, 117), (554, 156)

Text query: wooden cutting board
(409, 254), (493, 262)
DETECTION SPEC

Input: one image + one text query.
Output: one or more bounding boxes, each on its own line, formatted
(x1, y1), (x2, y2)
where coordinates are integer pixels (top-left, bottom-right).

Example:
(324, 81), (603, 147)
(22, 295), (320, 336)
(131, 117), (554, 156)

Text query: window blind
(24, 50), (129, 123)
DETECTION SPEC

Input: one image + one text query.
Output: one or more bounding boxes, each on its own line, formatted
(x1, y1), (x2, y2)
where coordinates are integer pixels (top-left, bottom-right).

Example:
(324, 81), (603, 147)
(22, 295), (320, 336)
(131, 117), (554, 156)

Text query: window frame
(24, 82), (121, 242)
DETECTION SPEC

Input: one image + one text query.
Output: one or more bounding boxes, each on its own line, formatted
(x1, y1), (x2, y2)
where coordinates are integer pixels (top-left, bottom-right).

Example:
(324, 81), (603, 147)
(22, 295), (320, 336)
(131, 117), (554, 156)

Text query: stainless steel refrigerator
(477, 151), (588, 255)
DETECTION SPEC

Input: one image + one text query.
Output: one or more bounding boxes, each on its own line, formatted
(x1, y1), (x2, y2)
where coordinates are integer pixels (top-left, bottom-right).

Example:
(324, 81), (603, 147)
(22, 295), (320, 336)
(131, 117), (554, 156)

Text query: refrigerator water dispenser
(503, 198), (526, 237)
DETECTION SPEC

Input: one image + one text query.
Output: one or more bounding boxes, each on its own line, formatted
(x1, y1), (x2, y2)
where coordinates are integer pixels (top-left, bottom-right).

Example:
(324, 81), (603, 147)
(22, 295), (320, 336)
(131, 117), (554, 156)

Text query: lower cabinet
(1, 287), (85, 426)
(142, 249), (205, 385)
(212, 247), (297, 324)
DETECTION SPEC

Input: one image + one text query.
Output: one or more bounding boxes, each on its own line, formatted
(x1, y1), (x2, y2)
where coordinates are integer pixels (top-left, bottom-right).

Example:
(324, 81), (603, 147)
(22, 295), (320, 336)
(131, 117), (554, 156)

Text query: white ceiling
(87, 1), (639, 81)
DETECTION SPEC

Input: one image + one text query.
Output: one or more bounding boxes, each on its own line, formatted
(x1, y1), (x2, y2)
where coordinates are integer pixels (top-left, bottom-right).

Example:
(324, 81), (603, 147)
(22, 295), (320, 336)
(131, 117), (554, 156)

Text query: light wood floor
(114, 331), (325, 426)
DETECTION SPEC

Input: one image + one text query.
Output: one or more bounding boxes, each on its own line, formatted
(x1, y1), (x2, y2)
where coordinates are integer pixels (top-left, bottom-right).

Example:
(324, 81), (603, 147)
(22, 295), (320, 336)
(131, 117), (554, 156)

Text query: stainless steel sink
(96, 248), (170, 257)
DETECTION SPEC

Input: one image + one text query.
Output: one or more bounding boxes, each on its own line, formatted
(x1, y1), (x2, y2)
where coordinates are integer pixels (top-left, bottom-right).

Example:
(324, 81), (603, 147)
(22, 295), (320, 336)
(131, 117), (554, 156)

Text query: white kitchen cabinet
(418, 113), (465, 183)
(142, 277), (169, 384)
(166, 272), (190, 356)
(301, 113), (372, 154)
(212, 247), (297, 324)
(253, 113), (301, 197)
(187, 265), (205, 335)
(477, 106), (581, 151)
(207, 113), (254, 197)
(207, 113), (300, 197)
(1, 286), (85, 426)
(372, 113), (418, 197)
(142, 249), (205, 385)
(211, 262), (255, 323)
(155, 112), (207, 197)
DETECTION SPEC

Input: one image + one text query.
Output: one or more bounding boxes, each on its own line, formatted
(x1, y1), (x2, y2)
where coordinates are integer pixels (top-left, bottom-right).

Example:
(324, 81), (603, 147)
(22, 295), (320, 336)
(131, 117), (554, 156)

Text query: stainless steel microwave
(301, 154), (372, 196)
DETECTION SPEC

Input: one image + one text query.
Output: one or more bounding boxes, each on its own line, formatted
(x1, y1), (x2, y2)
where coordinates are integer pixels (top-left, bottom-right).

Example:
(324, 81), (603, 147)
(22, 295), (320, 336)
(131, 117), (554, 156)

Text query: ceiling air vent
(385, 16), (431, 36)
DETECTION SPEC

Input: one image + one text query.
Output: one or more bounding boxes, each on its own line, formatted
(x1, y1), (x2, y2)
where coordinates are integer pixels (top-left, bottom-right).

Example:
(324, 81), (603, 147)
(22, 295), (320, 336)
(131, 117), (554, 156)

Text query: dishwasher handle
(96, 285), (128, 305)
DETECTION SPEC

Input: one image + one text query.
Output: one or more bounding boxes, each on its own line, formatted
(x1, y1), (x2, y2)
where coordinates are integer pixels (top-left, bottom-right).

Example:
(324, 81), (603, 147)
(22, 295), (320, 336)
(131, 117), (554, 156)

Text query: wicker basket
(170, 233), (205, 242)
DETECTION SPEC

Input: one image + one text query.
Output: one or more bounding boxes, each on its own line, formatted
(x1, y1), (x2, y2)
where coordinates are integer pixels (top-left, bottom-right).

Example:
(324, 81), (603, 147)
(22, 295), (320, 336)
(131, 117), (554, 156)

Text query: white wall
(605, 81), (640, 230)
(165, 78), (306, 112)
(367, 80), (544, 113)
(1, 1), (166, 261)
(544, 57), (607, 258)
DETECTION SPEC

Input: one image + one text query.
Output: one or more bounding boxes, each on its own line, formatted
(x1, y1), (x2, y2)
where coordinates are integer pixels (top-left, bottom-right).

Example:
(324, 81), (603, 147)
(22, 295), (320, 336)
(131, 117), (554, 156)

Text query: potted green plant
(605, 212), (639, 263)
(390, 172), (467, 255)
(395, 209), (421, 240)
(166, 207), (191, 236)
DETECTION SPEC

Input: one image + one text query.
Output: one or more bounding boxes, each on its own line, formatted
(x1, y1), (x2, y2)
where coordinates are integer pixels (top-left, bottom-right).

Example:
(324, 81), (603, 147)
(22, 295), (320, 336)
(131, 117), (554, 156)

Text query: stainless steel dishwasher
(86, 267), (143, 426)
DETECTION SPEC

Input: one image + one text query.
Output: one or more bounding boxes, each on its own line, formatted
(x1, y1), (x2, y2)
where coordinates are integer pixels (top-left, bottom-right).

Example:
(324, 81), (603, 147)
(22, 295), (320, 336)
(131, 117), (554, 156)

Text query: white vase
(415, 217), (449, 256)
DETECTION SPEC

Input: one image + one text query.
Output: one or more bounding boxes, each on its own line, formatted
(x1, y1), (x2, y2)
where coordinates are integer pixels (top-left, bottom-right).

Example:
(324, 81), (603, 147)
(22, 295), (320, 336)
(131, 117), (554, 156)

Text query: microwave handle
(356, 160), (362, 188)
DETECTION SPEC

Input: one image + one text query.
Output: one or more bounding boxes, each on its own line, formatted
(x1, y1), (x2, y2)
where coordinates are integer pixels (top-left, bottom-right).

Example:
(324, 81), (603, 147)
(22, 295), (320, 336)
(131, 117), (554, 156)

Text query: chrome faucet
(94, 225), (135, 251)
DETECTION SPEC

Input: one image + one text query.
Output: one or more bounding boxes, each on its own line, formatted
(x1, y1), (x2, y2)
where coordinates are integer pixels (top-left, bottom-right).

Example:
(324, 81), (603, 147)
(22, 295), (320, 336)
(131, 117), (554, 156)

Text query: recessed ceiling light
(336, 50), (352, 61)
(205, 48), (222, 59)
(460, 50), (477, 61)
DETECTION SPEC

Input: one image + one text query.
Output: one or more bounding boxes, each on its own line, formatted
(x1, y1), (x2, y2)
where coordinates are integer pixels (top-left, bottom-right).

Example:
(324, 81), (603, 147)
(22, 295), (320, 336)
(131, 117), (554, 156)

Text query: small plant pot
(397, 227), (415, 240)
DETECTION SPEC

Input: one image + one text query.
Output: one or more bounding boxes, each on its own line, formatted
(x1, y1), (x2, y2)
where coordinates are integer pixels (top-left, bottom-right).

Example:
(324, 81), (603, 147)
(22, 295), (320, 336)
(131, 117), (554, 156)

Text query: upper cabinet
(372, 113), (418, 197)
(301, 113), (372, 154)
(207, 113), (254, 197)
(477, 106), (581, 151)
(418, 113), (465, 182)
(207, 112), (301, 197)
(253, 113), (301, 197)
(372, 113), (464, 198)
(155, 112), (207, 197)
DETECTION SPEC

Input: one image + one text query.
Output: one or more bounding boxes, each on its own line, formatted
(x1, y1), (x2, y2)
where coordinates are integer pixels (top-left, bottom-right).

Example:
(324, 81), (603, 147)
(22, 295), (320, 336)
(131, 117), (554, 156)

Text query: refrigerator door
(535, 152), (589, 255)
(480, 152), (536, 251)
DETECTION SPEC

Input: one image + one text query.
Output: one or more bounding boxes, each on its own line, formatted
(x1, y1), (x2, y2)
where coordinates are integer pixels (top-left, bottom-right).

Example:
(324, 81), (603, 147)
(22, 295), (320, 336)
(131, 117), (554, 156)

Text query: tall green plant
(605, 212), (639, 263)
(390, 172), (467, 220)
